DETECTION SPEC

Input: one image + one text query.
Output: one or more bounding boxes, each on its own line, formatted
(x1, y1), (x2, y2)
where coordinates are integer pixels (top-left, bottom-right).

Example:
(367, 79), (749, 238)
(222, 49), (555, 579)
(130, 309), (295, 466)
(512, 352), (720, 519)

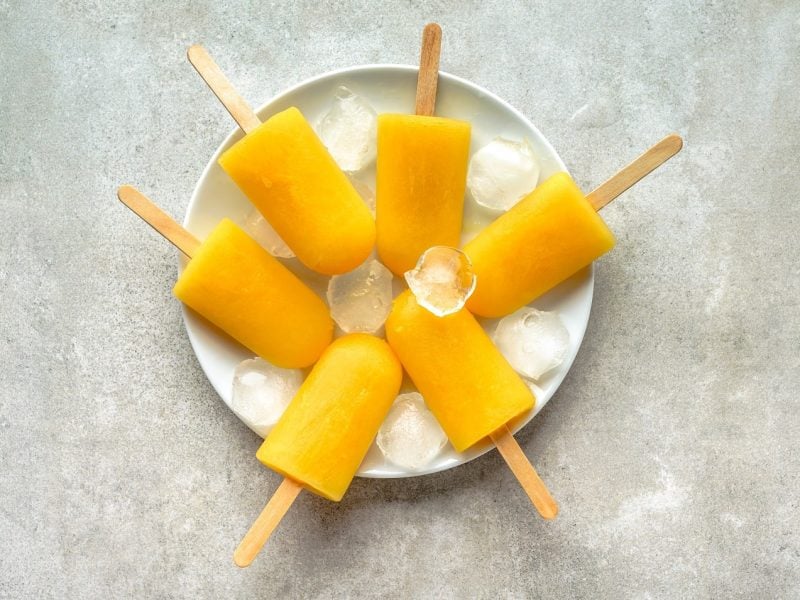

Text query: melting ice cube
(242, 209), (295, 259)
(317, 86), (377, 172)
(404, 246), (476, 317)
(467, 137), (540, 211)
(327, 259), (393, 333)
(376, 392), (448, 470)
(493, 307), (570, 380)
(349, 175), (376, 216)
(231, 357), (303, 437)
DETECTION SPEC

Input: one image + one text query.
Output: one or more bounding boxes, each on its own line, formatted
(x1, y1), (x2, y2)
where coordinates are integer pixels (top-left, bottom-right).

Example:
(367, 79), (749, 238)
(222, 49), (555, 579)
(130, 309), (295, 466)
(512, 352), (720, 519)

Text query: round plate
(183, 64), (593, 478)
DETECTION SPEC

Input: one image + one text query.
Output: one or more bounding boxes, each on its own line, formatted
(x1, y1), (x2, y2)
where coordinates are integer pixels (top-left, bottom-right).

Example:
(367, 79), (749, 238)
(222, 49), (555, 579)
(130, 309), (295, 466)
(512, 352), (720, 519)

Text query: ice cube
(317, 86), (377, 172)
(467, 137), (540, 211)
(327, 258), (393, 333)
(231, 357), (303, 437)
(493, 307), (570, 380)
(376, 392), (448, 470)
(404, 246), (476, 317)
(242, 209), (295, 258)
(349, 176), (376, 216)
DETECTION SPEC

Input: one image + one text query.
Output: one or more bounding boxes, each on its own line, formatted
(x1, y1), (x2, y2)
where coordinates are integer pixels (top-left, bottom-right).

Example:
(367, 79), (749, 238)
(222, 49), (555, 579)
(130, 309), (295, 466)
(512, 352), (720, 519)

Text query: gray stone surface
(1, 1), (798, 597)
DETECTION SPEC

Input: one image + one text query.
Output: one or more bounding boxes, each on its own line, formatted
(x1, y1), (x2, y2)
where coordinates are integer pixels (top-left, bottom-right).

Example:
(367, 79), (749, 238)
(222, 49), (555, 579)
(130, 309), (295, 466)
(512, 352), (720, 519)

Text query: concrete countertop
(1, 1), (798, 597)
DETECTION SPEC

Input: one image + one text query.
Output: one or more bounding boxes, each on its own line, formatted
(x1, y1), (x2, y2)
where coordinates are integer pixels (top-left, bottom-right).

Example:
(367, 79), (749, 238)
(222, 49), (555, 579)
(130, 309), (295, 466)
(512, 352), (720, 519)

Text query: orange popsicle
(376, 114), (470, 275)
(375, 24), (471, 276)
(256, 334), (402, 501)
(385, 290), (557, 519)
(189, 46), (375, 275)
(118, 187), (333, 368)
(465, 172), (615, 318)
(234, 334), (402, 567)
(173, 218), (333, 368)
(218, 107), (375, 275)
(465, 134), (684, 318)
(386, 290), (533, 452)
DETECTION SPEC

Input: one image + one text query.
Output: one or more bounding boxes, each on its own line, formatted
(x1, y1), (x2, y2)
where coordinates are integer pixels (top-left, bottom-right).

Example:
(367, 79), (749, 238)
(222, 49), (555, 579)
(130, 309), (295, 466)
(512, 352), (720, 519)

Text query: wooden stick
(414, 23), (442, 116)
(587, 134), (683, 211)
(117, 185), (200, 258)
(233, 477), (303, 568)
(490, 424), (559, 520)
(187, 44), (261, 134)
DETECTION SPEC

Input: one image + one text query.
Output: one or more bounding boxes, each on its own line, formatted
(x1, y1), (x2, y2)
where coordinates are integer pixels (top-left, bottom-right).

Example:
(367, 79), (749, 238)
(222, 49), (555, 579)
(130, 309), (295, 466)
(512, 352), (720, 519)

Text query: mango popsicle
(385, 290), (557, 517)
(257, 334), (402, 502)
(118, 186), (333, 369)
(218, 107), (375, 275)
(234, 334), (402, 567)
(386, 290), (533, 452)
(376, 114), (471, 275)
(188, 46), (375, 275)
(465, 172), (615, 318)
(376, 24), (472, 276)
(465, 134), (684, 318)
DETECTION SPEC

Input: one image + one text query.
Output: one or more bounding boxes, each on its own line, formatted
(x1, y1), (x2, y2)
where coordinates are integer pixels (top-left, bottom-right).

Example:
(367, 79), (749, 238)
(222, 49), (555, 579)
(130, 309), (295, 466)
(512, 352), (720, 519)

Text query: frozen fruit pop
(376, 24), (471, 276)
(386, 290), (557, 518)
(465, 135), (683, 318)
(188, 46), (375, 275)
(466, 172), (614, 317)
(118, 186), (333, 368)
(235, 334), (402, 567)
(386, 291), (532, 451)
(256, 335), (402, 501)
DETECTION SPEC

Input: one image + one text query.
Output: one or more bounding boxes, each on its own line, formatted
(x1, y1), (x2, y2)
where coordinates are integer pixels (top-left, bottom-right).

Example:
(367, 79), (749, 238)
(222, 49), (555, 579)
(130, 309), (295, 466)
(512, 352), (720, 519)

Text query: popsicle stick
(587, 133), (683, 211)
(234, 477), (303, 568)
(415, 23), (442, 116)
(187, 44), (261, 134)
(490, 424), (559, 520)
(117, 185), (200, 258)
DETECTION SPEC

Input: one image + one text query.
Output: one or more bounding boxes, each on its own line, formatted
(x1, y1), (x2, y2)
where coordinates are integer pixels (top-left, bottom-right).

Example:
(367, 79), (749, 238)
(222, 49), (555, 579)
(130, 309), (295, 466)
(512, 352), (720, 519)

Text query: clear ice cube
(467, 137), (540, 211)
(404, 246), (476, 317)
(376, 392), (448, 470)
(349, 176), (376, 216)
(493, 307), (570, 380)
(230, 357), (303, 437)
(316, 86), (377, 172)
(327, 258), (394, 333)
(242, 209), (295, 258)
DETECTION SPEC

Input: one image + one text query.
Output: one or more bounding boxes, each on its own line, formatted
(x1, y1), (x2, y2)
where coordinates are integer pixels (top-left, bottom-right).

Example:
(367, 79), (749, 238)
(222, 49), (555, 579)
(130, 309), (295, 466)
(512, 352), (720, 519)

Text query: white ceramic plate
(182, 64), (594, 478)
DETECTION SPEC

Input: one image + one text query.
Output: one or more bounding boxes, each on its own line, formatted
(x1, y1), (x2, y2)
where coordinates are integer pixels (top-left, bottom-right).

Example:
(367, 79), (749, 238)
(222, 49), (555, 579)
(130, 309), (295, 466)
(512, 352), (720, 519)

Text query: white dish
(182, 64), (594, 478)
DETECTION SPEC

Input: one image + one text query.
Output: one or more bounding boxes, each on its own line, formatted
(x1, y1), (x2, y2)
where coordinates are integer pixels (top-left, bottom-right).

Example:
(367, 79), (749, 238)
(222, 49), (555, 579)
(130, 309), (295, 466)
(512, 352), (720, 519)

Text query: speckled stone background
(1, 1), (798, 598)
